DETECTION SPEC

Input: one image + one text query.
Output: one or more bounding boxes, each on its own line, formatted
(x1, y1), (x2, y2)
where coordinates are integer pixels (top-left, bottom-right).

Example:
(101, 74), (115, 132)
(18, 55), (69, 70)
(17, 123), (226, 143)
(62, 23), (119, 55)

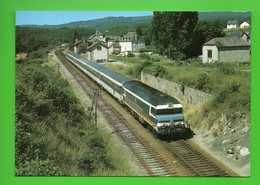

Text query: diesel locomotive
(65, 51), (189, 136)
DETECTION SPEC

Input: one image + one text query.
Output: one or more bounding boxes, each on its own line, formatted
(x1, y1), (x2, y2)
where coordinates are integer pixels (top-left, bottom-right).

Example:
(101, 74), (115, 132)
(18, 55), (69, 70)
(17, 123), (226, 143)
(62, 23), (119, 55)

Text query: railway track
(55, 50), (230, 177)
(55, 50), (177, 176)
(163, 140), (229, 176)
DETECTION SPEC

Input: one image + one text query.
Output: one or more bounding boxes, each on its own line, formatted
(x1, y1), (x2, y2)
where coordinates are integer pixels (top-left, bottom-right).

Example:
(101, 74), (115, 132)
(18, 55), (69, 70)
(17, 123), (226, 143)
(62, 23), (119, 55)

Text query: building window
(97, 46), (102, 51)
(208, 50), (212, 58)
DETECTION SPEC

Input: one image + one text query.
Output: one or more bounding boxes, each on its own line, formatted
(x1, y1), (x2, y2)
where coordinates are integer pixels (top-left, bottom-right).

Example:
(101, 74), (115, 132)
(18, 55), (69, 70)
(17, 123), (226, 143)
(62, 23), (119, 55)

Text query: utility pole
(91, 89), (101, 126)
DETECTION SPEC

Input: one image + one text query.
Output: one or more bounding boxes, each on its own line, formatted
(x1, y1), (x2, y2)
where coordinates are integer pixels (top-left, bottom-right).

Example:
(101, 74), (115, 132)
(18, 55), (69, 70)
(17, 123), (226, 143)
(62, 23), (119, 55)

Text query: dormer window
(97, 46), (102, 51)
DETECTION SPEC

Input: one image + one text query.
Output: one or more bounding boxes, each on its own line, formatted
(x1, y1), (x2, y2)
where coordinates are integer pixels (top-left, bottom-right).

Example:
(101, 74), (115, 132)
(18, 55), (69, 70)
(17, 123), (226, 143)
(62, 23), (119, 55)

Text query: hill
(20, 12), (250, 31)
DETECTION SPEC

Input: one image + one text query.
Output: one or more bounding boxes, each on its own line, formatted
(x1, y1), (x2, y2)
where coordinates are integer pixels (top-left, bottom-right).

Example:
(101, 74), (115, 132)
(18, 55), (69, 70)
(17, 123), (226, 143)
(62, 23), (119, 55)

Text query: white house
(86, 42), (109, 62)
(202, 37), (250, 63)
(240, 21), (251, 28)
(227, 20), (239, 29)
(119, 32), (145, 53)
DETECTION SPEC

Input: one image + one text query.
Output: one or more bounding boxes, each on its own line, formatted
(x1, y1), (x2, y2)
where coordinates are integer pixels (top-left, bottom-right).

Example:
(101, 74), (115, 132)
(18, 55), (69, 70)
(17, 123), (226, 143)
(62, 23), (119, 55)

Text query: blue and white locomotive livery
(66, 51), (189, 135)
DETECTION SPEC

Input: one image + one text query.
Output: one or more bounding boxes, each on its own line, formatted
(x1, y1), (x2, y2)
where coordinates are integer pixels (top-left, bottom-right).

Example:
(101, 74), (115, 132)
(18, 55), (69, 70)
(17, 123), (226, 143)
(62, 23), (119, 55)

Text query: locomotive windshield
(152, 107), (182, 115)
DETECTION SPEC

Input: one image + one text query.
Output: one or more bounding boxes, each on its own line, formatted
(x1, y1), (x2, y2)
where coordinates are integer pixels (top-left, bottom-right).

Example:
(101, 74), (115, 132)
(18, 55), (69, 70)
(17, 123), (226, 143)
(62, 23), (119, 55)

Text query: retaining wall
(141, 72), (212, 106)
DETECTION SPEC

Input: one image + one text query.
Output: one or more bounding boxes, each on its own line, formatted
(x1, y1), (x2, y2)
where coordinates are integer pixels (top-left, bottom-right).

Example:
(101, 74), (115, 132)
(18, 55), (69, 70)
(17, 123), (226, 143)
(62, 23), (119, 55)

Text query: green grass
(15, 57), (132, 176)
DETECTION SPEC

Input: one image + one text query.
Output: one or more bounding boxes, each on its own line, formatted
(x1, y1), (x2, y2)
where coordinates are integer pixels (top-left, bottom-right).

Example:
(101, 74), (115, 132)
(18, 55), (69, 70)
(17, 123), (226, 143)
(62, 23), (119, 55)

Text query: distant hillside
(21, 16), (153, 30)
(198, 11), (251, 20)
(21, 12), (251, 30)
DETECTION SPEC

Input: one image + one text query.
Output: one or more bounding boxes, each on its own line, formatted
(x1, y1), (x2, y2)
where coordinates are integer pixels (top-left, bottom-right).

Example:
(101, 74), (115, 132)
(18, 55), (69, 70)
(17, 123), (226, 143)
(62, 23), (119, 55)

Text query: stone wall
(141, 72), (212, 106)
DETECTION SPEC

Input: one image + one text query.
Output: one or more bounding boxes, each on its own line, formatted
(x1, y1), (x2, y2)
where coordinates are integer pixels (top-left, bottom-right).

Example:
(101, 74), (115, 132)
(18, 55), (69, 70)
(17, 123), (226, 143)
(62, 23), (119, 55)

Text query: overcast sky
(16, 11), (154, 25)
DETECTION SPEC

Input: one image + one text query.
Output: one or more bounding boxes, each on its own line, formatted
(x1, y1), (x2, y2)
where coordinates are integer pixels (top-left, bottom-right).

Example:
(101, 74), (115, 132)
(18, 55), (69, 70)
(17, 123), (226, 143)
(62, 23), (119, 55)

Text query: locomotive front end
(153, 103), (189, 135)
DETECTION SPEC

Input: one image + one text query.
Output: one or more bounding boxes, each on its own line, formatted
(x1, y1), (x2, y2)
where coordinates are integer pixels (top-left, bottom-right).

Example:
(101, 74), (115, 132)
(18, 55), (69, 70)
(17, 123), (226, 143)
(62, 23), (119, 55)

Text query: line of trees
(16, 26), (95, 54)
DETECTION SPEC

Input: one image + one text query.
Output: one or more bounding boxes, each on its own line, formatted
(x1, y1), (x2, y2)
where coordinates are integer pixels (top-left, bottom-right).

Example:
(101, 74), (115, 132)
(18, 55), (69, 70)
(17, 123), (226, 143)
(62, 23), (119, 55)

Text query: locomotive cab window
(152, 107), (182, 115)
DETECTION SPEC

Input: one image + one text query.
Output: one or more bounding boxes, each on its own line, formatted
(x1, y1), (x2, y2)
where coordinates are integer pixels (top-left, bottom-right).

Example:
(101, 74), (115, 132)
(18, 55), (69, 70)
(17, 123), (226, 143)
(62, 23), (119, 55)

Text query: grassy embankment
(15, 55), (132, 176)
(107, 54), (250, 134)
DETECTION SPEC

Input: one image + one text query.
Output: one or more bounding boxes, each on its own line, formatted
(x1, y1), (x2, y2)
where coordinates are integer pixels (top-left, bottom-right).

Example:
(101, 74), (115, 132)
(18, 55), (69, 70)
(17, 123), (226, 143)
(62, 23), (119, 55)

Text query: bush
(139, 53), (151, 60)
(218, 64), (235, 75)
(16, 158), (63, 176)
(28, 50), (43, 59)
(133, 61), (152, 79)
(195, 73), (210, 90)
(127, 52), (135, 58)
(212, 81), (241, 108)
(152, 65), (166, 77)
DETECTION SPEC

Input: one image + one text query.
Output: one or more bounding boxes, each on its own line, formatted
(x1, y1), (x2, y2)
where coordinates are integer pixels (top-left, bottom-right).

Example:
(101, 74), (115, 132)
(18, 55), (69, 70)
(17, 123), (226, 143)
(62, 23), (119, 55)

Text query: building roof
(123, 81), (180, 107)
(121, 32), (138, 41)
(106, 35), (121, 42)
(228, 32), (241, 38)
(87, 42), (108, 51)
(204, 37), (250, 47)
(87, 30), (103, 40)
(227, 20), (238, 25)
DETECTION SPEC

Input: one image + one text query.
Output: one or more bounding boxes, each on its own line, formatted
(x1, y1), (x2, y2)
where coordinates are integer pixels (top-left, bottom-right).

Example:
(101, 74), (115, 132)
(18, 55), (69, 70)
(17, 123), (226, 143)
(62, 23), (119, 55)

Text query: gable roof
(204, 37), (250, 47)
(228, 32), (241, 38)
(87, 42), (108, 51)
(240, 31), (251, 39)
(121, 32), (138, 41)
(227, 20), (238, 25)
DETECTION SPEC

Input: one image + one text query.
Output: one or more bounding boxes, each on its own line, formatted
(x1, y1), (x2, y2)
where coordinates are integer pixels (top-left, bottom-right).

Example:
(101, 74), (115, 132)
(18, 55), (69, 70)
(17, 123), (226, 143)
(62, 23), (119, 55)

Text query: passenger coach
(65, 51), (189, 136)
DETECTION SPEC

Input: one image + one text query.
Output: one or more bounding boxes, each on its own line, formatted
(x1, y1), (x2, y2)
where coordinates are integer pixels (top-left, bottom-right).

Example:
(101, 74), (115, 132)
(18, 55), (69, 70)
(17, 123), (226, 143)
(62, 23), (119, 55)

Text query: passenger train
(65, 51), (190, 136)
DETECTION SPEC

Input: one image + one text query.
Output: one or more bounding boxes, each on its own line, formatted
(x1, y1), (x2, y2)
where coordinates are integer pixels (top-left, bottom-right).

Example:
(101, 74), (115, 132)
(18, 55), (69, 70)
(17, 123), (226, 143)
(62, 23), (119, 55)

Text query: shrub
(218, 64), (235, 75)
(152, 65), (166, 77)
(195, 73), (210, 90)
(139, 53), (151, 60)
(133, 61), (152, 79)
(28, 50), (43, 59)
(127, 52), (135, 58)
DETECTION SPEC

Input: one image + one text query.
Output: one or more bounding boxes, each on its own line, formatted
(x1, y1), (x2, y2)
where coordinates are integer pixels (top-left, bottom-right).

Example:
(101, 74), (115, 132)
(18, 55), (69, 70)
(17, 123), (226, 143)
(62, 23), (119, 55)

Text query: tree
(191, 20), (224, 56)
(151, 11), (198, 59)
(69, 29), (79, 51)
(136, 26), (143, 36)
(77, 43), (88, 54)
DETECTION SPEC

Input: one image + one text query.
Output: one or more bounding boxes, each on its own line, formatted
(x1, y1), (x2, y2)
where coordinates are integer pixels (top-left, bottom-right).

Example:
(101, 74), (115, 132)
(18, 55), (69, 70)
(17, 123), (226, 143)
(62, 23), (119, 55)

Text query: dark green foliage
(139, 53), (151, 60)
(151, 11), (198, 59)
(16, 26), (95, 54)
(192, 20), (224, 56)
(212, 81), (241, 107)
(218, 64), (236, 75)
(196, 73), (210, 90)
(127, 52), (135, 58)
(16, 158), (63, 176)
(136, 26), (143, 36)
(28, 50), (44, 59)
(133, 61), (152, 79)
(77, 43), (89, 54)
(152, 65), (166, 77)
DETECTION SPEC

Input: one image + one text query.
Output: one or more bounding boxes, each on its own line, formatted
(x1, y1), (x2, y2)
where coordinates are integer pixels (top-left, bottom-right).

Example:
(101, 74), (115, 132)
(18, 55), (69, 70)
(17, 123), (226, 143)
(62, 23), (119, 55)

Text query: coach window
(208, 50), (212, 59)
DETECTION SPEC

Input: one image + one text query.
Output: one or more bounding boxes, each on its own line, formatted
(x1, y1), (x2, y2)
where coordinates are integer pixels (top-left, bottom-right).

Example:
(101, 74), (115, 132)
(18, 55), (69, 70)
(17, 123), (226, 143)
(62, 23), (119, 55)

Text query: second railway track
(55, 50), (232, 177)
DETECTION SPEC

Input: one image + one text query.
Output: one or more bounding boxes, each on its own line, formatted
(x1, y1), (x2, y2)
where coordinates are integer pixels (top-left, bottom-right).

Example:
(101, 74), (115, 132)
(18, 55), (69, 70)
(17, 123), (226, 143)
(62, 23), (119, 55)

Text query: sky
(16, 11), (153, 25)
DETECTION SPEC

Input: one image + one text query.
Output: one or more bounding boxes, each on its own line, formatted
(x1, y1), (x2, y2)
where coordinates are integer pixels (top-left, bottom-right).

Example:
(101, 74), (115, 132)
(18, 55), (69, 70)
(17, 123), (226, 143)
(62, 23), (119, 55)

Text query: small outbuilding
(202, 37), (251, 63)
(86, 42), (109, 62)
(240, 21), (251, 29)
